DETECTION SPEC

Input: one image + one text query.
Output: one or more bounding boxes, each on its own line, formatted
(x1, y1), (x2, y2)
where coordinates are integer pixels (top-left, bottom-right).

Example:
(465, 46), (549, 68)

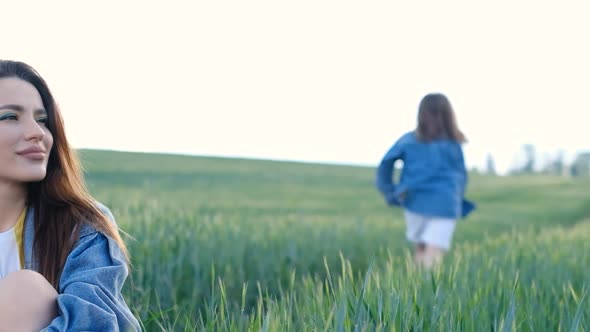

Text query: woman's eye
(0, 113), (18, 121)
(36, 117), (48, 125)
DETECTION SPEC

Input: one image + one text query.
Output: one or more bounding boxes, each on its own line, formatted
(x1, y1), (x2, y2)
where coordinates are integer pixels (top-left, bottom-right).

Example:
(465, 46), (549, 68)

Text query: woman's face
(0, 77), (54, 184)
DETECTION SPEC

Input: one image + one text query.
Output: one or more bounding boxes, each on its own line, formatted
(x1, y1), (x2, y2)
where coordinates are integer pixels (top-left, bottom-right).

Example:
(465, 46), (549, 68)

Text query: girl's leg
(422, 245), (444, 269)
(404, 210), (427, 268)
(0, 270), (58, 332)
(420, 218), (456, 269)
(414, 243), (426, 267)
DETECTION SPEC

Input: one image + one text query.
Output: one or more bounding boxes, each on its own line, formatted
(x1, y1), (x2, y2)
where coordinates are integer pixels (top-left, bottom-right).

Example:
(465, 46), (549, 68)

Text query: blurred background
(5, 0), (590, 175)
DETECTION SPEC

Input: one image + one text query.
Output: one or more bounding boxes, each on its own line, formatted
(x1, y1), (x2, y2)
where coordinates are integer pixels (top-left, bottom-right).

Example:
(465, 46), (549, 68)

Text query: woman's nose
(23, 118), (46, 141)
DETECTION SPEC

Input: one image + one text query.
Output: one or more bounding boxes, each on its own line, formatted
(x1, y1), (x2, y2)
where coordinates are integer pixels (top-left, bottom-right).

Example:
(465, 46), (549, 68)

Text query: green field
(79, 150), (590, 331)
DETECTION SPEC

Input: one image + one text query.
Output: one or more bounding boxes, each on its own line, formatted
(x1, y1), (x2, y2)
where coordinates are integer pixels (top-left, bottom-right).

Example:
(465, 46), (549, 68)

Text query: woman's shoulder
(79, 201), (117, 238)
(95, 201), (116, 223)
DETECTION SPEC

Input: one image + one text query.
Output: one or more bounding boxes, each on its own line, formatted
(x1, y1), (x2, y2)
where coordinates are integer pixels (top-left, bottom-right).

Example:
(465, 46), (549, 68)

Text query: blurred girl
(376, 93), (475, 269)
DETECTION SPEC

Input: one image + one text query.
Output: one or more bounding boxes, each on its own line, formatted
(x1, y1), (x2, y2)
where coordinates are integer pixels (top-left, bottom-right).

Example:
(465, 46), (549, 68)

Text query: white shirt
(0, 225), (20, 278)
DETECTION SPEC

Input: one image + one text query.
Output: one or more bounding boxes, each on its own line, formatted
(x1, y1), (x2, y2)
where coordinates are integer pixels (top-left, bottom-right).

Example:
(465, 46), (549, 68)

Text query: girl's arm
(457, 145), (476, 217)
(375, 139), (405, 205)
(458, 145), (468, 190)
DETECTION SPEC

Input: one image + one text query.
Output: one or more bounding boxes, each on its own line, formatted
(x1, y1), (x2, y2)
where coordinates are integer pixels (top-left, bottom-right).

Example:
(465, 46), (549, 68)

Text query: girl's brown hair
(416, 93), (466, 143)
(0, 60), (129, 289)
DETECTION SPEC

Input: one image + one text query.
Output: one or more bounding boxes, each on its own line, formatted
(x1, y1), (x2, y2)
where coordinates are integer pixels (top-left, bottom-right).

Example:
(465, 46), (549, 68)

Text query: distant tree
(522, 144), (536, 173)
(570, 152), (590, 177)
(510, 144), (537, 175)
(485, 153), (496, 176)
(540, 152), (552, 174)
(552, 150), (565, 175)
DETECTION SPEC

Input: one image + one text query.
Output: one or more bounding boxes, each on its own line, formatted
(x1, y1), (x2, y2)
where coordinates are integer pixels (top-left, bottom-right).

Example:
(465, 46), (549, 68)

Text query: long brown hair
(0, 60), (129, 289)
(415, 93), (466, 143)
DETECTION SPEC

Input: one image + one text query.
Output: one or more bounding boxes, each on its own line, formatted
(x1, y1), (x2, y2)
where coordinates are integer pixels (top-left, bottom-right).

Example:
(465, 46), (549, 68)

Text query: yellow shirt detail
(14, 208), (26, 269)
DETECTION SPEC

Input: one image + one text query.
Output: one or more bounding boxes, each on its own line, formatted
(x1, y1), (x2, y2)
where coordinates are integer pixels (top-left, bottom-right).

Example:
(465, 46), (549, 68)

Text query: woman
(0, 60), (140, 331)
(376, 93), (475, 269)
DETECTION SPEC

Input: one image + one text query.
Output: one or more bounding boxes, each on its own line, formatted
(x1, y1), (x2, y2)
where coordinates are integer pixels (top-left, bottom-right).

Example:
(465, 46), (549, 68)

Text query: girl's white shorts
(403, 209), (457, 251)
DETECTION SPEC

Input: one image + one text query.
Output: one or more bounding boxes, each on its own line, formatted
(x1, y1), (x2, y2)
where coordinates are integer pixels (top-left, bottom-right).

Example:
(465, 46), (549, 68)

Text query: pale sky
(4, 1), (590, 174)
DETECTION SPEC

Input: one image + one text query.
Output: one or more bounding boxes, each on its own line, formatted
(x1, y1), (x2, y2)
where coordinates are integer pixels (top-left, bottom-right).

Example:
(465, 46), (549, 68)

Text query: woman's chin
(20, 171), (48, 183)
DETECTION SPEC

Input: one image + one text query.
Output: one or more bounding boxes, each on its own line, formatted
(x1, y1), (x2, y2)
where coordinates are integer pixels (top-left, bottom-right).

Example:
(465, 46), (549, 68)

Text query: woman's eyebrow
(0, 104), (24, 111)
(0, 104), (46, 114)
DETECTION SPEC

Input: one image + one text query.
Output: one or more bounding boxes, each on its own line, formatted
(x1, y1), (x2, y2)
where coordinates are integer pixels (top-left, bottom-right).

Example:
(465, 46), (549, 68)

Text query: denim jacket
(22, 204), (141, 331)
(376, 131), (475, 219)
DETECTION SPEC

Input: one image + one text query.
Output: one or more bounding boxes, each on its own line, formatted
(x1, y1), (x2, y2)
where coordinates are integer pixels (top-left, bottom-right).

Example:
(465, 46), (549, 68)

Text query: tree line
(484, 144), (590, 176)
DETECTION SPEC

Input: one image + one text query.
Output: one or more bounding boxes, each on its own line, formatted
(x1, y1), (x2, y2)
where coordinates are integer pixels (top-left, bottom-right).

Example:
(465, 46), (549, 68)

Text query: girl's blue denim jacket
(376, 131), (475, 219)
(22, 204), (141, 331)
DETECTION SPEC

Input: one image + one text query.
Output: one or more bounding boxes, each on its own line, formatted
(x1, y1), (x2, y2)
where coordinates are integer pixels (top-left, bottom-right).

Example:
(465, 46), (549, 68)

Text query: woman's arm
(41, 229), (141, 331)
